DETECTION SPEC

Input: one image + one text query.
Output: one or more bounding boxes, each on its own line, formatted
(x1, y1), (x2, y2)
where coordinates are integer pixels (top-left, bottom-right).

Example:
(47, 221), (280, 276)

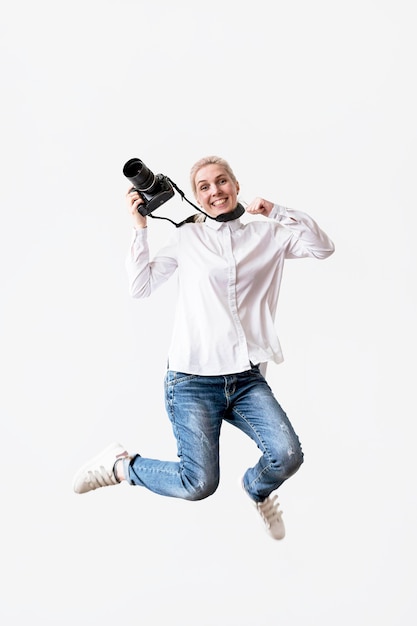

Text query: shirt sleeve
(269, 204), (335, 259)
(125, 228), (178, 298)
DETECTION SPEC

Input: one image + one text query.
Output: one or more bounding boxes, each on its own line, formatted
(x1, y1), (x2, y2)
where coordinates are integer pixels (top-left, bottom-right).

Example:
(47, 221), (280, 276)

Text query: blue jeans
(126, 365), (303, 502)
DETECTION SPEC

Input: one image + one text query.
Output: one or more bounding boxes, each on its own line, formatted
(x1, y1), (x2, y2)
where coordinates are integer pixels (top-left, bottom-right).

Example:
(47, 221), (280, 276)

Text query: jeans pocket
(165, 370), (197, 386)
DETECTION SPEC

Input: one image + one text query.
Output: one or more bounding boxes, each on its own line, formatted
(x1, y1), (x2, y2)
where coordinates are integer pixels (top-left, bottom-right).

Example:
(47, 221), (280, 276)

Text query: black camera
(123, 158), (175, 216)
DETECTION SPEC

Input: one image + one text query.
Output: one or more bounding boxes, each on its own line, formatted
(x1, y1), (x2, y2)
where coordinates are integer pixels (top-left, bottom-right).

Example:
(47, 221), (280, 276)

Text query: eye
(199, 184), (208, 191)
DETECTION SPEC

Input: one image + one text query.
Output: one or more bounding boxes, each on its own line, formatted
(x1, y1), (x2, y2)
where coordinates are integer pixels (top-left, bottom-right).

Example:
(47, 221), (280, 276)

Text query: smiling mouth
(212, 198), (228, 207)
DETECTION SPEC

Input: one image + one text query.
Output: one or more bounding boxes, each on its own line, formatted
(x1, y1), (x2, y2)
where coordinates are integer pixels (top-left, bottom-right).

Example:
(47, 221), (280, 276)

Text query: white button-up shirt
(126, 204), (335, 375)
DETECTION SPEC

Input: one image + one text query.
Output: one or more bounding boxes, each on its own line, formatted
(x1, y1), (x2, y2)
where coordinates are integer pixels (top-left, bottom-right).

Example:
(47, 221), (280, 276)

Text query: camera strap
(148, 178), (245, 228)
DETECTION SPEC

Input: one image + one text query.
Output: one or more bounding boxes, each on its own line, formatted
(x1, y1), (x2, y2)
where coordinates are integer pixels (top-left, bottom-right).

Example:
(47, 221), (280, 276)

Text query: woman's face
(194, 164), (240, 219)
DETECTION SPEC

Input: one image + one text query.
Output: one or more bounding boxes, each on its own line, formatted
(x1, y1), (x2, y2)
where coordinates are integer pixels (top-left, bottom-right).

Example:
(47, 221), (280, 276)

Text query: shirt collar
(204, 217), (242, 231)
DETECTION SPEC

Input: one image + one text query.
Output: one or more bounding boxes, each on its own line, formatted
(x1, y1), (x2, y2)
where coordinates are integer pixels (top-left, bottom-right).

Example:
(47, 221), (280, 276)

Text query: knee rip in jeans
(184, 477), (219, 501)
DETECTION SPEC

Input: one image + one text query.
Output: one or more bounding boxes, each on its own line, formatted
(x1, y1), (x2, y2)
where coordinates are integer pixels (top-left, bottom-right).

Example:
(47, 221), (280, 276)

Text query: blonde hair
(190, 156), (238, 198)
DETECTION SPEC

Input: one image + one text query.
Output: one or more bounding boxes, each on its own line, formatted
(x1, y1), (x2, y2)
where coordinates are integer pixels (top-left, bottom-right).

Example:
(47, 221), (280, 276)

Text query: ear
(236, 181), (240, 194)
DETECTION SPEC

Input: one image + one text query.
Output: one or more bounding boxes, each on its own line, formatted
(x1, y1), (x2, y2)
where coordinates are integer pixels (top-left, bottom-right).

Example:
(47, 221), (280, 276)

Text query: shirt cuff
(269, 204), (287, 219)
(132, 227), (148, 241)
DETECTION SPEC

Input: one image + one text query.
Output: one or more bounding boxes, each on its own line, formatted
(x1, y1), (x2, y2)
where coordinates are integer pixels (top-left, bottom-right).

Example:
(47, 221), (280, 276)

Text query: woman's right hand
(126, 187), (148, 229)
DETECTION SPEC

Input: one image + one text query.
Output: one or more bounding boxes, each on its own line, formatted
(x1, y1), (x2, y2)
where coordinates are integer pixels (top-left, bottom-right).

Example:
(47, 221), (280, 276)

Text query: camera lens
(123, 158), (155, 192)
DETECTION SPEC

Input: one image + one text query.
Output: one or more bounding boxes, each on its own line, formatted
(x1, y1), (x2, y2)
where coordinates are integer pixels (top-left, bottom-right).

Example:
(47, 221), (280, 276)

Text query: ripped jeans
(126, 364), (304, 503)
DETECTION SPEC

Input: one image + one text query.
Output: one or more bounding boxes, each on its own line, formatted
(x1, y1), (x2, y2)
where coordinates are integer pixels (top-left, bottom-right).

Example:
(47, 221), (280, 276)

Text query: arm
(125, 188), (178, 298)
(246, 197), (335, 259)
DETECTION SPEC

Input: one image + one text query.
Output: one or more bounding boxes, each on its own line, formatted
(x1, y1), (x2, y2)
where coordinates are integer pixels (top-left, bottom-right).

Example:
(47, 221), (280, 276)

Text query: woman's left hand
(245, 197), (274, 217)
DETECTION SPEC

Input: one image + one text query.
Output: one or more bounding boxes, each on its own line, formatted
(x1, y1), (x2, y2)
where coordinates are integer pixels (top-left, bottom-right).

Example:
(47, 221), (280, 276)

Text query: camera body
(123, 157), (175, 216)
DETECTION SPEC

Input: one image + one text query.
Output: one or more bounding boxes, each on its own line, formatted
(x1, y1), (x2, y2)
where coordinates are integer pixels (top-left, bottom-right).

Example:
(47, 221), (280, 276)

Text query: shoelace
(87, 466), (118, 489)
(256, 494), (283, 528)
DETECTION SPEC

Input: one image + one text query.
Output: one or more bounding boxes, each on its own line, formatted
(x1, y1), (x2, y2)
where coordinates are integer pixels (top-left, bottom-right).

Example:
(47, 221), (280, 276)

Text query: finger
(246, 198), (261, 212)
(127, 188), (141, 203)
(133, 199), (146, 212)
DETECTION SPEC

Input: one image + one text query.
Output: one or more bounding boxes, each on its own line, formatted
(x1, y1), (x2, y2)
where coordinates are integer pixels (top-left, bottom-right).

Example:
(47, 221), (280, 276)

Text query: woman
(73, 156), (335, 540)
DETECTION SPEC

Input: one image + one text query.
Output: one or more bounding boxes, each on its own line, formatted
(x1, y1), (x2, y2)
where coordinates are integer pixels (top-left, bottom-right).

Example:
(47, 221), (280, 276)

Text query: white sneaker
(255, 494), (285, 540)
(73, 442), (130, 494)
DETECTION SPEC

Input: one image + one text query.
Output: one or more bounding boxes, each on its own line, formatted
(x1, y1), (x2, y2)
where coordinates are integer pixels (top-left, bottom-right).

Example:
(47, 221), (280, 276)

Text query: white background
(1, 1), (416, 624)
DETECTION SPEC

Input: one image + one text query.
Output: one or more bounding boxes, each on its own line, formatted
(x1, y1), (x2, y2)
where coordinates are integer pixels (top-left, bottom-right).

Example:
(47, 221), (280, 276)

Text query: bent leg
(127, 371), (225, 500)
(226, 368), (304, 502)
